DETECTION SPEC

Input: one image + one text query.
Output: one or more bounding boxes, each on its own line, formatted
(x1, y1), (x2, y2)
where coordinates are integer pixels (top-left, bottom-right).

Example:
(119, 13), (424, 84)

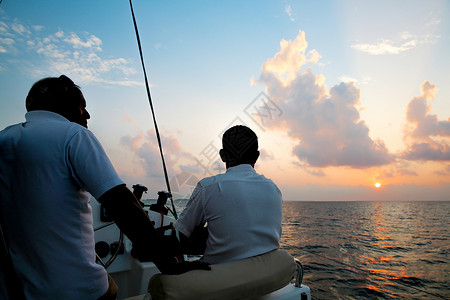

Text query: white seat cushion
(148, 249), (296, 300)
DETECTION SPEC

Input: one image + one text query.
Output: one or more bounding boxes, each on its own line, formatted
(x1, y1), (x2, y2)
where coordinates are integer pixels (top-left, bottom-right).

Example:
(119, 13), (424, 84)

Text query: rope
(299, 248), (446, 299)
(128, 0), (177, 219)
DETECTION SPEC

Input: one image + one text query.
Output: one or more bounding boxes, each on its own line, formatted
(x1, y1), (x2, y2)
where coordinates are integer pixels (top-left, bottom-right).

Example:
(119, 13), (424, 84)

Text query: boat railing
(294, 258), (304, 287)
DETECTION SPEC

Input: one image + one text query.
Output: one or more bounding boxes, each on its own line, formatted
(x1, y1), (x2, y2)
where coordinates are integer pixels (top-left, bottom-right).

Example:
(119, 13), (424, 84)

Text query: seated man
(0, 75), (207, 300)
(175, 125), (282, 264)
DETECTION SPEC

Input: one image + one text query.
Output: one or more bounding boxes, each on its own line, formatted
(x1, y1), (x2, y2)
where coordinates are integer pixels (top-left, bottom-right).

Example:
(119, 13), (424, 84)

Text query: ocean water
(165, 200), (449, 299)
(280, 201), (450, 299)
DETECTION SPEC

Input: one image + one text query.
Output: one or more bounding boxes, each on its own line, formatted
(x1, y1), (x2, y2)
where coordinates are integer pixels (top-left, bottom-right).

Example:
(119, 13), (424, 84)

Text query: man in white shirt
(0, 75), (208, 300)
(175, 125), (282, 264)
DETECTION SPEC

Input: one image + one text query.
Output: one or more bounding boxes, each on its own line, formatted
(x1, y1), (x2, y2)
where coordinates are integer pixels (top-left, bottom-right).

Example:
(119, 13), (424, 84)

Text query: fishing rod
(128, 0), (177, 219)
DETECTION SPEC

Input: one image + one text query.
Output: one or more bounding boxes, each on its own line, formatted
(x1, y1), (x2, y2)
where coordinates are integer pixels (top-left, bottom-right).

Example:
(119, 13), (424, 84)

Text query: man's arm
(98, 184), (210, 274)
(174, 182), (209, 255)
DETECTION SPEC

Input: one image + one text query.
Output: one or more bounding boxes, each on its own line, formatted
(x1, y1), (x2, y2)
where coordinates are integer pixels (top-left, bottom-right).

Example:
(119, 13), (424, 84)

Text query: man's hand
(161, 260), (211, 275)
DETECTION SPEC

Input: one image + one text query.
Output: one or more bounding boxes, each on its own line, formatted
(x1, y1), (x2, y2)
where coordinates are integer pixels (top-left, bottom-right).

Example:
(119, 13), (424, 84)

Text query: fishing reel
(149, 191), (171, 215)
(132, 183), (148, 207)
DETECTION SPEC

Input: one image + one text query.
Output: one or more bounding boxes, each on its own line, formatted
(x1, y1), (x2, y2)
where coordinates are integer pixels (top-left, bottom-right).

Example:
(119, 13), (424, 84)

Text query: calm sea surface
(280, 201), (450, 299)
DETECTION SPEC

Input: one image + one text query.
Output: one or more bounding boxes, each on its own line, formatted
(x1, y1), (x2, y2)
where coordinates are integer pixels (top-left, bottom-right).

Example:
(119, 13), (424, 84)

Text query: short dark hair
(221, 125), (259, 165)
(26, 75), (82, 114)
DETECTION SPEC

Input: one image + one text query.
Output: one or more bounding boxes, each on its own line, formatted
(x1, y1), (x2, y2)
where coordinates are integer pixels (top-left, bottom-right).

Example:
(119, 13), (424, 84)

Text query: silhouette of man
(175, 125), (282, 264)
(0, 75), (208, 300)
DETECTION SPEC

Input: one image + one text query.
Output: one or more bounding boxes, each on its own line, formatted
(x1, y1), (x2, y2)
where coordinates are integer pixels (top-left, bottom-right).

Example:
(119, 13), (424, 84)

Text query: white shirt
(0, 111), (124, 299)
(175, 164), (282, 264)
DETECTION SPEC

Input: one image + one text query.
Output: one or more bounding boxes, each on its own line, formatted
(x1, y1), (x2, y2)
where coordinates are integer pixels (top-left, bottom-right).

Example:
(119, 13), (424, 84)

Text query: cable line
(128, 0), (177, 219)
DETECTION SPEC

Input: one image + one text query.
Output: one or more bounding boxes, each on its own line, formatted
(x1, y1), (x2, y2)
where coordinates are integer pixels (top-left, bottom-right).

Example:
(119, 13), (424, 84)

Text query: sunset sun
(375, 183), (381, 188)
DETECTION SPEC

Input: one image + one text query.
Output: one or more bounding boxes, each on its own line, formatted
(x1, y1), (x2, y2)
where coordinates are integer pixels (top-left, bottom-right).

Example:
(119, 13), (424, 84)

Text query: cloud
(0, 21), (9, 35)
(379, 166), (418, 179)
(32, 25), (44, 31)
(0, 37), (14, 45)
(401, 81), (450, 161)
(351, 31), (438, 55)
(285, 5), (295, 22)
(435, 164), (450, 176)
(339, 75), (372, 85)
(293, 161), (326, 177)
(0, 21), (17, 53)
(401, 143), (450, 161)
(120, 129), (201, 179)
(397, 168), (418, 176)
(262, 30), (312, 83)
(0, 17), (141, 86)
(64, 33), (102, 51)
(32, 30), (138, 85)
(11, 23), (31, 36)
(259, 148), (274, 161)
(120, 130), (173, 178)
(256, 30), (394, 169)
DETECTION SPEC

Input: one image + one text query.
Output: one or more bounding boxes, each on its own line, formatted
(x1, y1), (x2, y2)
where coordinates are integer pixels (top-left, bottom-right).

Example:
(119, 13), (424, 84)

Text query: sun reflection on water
(280, 201), (449, 299)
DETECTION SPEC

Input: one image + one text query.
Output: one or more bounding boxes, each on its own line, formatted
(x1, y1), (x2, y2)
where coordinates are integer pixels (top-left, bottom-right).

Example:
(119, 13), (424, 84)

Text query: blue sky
(1, 1), (449, 201)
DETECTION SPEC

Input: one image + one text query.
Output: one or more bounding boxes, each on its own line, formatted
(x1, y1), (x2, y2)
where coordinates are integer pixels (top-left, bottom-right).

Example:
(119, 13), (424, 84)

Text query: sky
(1, 0), (449, 201)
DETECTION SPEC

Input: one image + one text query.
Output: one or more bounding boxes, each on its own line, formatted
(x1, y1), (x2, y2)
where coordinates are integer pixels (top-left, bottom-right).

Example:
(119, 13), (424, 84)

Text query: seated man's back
(175, 125), (282, 264)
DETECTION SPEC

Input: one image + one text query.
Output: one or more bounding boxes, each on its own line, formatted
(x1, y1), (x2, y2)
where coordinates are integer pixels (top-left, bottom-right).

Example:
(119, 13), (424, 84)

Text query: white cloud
(339, 75), (358, 83)
(262, 30), (319, 84)
(401, 81), (450, 161)
(0, 16), (140, 86)
(10, 23), (30, 36)
(285, 5), (295, 22)
(256, 30), (394, 169)
(351, 39), (416, 55)
(339, 75), (372, 85)
(32, 25), (44, 31)
(307, 49), (321, 64)
(426, 18), (440, 27)
(64, 33), (102, 51)
(0, 39), (12, 53)
(54, 31), (64, 38)
(351, 31), (438, 55)
(0, 21), (9, 35)
(0, 37), (14, 45)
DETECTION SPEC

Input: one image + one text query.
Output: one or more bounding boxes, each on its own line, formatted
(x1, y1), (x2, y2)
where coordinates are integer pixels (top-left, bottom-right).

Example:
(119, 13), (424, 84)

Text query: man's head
(219, 125), (260, 168)
(26, 75), (90, 128)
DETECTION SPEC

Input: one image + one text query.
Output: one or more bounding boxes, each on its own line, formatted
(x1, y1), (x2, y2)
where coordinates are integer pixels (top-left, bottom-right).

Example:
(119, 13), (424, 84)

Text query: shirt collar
(226, 164), (256, 173)
(25, 110), (70, 123)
